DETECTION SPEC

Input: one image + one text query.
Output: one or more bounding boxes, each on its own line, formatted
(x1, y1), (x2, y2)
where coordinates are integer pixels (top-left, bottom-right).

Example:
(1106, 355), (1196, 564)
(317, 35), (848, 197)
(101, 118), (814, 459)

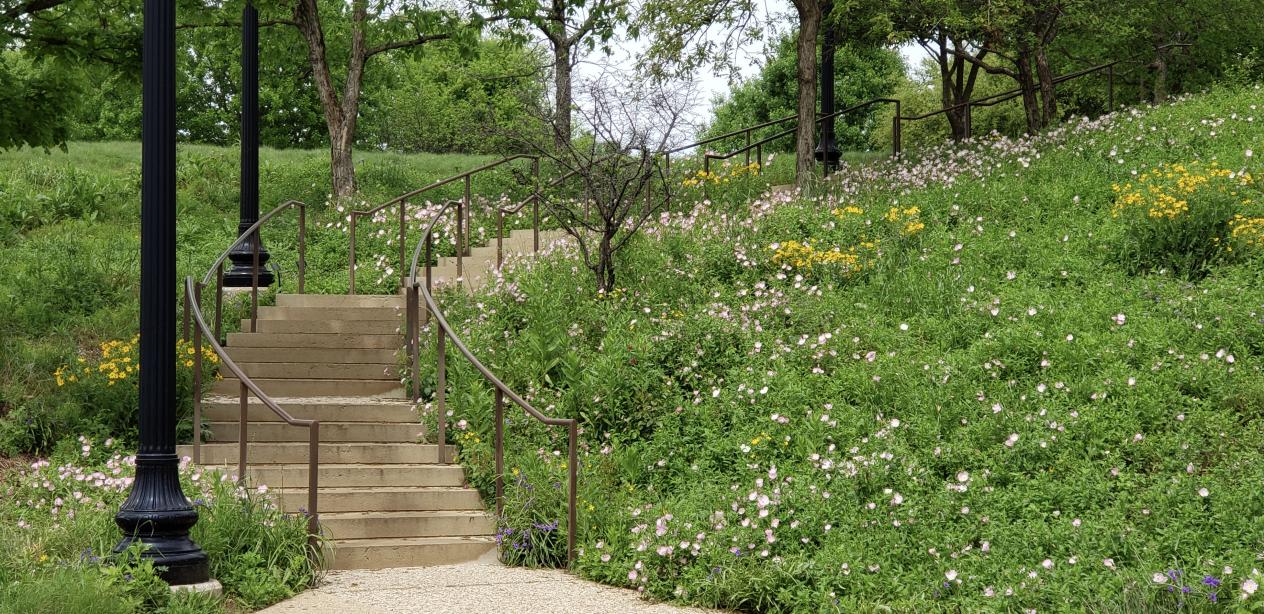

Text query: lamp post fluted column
(223, 0), (273, 287)
(814, 3), (840, 174)
(114, 0), (212, 586)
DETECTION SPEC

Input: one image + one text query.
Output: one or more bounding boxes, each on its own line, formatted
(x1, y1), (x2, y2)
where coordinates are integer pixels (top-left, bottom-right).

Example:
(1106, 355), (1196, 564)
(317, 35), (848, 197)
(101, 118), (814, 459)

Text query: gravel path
(257, 555), (719, 614)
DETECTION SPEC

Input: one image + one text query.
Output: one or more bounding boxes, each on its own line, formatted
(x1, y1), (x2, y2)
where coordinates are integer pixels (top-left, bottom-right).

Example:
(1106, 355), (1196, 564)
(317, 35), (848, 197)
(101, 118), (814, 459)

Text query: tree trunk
(1152, 50), (1168, 104)
(595, 231), (615, 292)
(553, 42), (573, 149)
(330, 120), (357, 198)
(1015, 47), (1043, 134)
(1034, 45), (1058, 126)
(294, 0), (363, 198)
(793, 0), (821, 189)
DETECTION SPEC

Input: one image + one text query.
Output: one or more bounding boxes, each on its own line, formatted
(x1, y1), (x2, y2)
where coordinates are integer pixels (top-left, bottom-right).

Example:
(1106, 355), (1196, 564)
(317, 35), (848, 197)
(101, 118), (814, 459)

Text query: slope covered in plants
(435, 85), (1264, 611)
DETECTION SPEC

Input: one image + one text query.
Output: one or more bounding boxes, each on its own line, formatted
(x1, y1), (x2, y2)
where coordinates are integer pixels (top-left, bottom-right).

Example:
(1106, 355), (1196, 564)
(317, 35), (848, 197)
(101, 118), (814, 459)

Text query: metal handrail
(180, 202), (318, 552)
(184, 277), (320, 550)
(187, 200), (307, 345)
(699, 97), (903, 175)
(348, 154), (541, 294)
(402, 197), (580, 566)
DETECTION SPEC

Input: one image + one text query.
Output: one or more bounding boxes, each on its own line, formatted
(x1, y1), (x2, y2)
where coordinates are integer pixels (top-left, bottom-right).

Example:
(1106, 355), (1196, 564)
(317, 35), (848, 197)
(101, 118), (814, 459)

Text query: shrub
(1110, 160), (1262, 275)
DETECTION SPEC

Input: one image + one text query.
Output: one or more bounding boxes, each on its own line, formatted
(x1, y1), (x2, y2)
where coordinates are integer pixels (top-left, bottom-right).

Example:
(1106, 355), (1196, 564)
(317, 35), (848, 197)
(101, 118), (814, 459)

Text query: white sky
(568, 0), (931, 140)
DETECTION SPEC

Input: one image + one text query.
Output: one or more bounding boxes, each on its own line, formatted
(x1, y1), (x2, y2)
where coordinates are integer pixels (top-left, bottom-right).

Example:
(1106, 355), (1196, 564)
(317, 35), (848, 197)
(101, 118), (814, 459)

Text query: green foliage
(0, 435), (316, 612)
(0, 52), (85, 152)
(704, 36), (904, 154)
(364, 38), (547, 154)
(1108, 160), (1264, 276)
(431, 84), (1264, 611)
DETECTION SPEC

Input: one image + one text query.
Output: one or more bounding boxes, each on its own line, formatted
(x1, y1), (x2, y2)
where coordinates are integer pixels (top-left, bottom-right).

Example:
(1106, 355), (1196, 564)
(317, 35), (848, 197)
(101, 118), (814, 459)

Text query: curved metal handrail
(183, 200), (307, 345)
(348, 155), (541, 294)
(180, 202), (319, 552)
(401, 196), (580, 565)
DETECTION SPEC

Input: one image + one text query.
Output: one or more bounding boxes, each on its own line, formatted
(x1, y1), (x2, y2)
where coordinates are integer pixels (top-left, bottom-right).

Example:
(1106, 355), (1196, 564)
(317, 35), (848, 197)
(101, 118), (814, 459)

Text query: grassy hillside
(434, 85), (1264, 611)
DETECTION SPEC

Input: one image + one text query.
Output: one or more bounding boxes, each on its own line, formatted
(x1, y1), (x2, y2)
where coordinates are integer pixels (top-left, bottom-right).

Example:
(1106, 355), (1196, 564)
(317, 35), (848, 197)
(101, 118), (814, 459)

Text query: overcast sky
(567, 2), (930, 140)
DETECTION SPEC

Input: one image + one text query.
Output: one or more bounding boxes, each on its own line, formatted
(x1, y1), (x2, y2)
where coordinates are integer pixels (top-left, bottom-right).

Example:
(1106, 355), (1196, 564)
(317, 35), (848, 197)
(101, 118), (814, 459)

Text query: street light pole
(114, 0), (212, 586)
(223, 0), (273, 288)
(814, 4), (840, 174)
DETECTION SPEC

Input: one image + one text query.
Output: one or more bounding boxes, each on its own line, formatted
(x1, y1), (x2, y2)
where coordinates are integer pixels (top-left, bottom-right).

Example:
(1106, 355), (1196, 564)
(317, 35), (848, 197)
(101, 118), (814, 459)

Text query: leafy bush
(1110, 160), (1263, 275)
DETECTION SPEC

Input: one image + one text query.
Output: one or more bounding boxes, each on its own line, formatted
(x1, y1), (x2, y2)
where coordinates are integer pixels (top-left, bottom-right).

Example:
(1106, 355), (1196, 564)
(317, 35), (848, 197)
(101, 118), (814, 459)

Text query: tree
(480, 0), (629, 149)
(364, 36), (548, 154)
(1, 0), (138, 150)
(514, 75), (685, 292)
(703, 34), (902, 151)
(883, 0), (987, 141)
(639, 0), (887, 188)
(178, 0), (483, 198)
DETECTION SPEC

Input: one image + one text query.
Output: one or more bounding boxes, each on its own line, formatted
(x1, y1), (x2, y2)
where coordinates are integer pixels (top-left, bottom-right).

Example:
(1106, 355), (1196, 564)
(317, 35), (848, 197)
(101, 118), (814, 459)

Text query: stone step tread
(201, 395), (414, 406)
(225, 333), (401, 349)
(332, 536), (496, 546)
(240, 319), (402, 334)
(224, 347), (398, 364)
(247, 462), (455, 470)
(256, 306), (404, 321)
(210, 378), (404, 397)
(319, 510), (490, 520)
(276, 294), (403, 308)
(228, 362), (398, 380)
(189, 442), (452, 452)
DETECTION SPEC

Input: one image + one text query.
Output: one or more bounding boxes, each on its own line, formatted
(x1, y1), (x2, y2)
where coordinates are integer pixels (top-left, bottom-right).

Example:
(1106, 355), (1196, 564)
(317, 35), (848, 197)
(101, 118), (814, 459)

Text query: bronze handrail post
(567, 420), (577, 563)
(348, 212), (358, 295)
(250, 238), (260, 333)
(494, 389), (504, 517)
(398, 200), (407, 289)
(307, 421), (320, 552)
(238, 382), (248, 483)
(215, 263), (224, 344)
(497, 211), (504, 268)
(410, 283), (421, 402)
(298, 204), (306, 294)
(436, 325), (447, 464)
(463, 175), (472, 257)
(192, 282), (203, 465)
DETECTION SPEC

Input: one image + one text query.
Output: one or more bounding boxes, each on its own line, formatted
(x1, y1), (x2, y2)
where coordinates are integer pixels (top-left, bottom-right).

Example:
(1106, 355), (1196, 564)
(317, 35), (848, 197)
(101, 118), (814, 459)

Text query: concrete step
(226, 333), (401, 349)
(278, 486), (483, 512)
(225, 347), (398, 364)
(211, 377), (403, 397)
(179, 442), (456, 465)
(241, 319), (401, 335)
(257, 306), (403, 321)
(201, 397), (416, 423)
(207, 421), (421, 443)
(320, 511), (493, 540)
(246, 463), (466, 489)
(234, 362), (397, 381)
(331, 536), (496, 570)
(276, 294), (403, 309)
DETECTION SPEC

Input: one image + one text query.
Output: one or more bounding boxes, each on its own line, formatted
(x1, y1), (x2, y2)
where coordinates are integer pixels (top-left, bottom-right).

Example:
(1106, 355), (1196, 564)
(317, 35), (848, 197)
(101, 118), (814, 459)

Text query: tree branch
(175, 19), (297, 30)
(2, 0), (68, 21)
(364, 32), (450, 60)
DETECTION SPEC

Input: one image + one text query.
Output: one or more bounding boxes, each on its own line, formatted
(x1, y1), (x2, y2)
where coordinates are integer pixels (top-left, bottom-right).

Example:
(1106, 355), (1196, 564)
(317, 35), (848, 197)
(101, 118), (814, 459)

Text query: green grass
(428, 84), (1264, 611)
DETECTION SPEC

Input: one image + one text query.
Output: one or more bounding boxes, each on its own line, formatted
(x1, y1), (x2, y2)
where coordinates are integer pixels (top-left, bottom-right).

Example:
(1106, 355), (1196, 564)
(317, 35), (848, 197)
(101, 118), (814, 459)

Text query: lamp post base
(114, 455), (211, 586)
(222, 224), (274, 287)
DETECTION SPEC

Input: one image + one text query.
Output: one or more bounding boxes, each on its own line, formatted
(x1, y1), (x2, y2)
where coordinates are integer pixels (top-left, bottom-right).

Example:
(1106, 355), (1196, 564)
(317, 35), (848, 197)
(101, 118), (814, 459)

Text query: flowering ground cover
(429, 84), (1264, 611)
(0, 436), (318, 612)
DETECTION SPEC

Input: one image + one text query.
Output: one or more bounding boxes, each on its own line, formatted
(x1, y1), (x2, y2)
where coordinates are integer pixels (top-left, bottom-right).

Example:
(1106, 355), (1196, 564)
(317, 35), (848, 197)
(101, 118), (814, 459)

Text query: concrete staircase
(180, 292), (496, 570)
(180, 228), (568, 569)
(421, 228), (568, 291)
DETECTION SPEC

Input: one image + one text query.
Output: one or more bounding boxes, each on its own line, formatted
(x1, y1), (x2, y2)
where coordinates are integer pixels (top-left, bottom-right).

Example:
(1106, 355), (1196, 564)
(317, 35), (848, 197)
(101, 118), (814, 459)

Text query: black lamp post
(114, 0), (211, 586)
(223, 0), (273, 287)
(814, 6), (841, 173)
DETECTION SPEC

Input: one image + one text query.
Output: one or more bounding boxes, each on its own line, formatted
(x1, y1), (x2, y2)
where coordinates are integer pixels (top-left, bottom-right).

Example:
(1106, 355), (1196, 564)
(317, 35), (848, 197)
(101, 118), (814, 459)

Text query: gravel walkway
(257, 555), (719, 614)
